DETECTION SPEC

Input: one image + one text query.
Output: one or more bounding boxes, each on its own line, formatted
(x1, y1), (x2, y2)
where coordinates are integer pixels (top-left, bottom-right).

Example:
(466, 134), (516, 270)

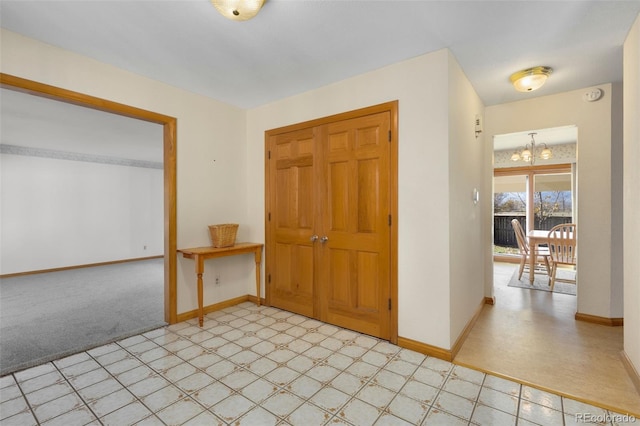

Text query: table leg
(196, 255), (204, 327)
(254, 248), (262, 306)
(529, 241), (536, 284)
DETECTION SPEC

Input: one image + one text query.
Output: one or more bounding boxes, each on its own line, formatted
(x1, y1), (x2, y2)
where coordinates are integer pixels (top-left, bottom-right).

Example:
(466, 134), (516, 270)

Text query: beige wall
(24, 25), (637, 356)
(0, 29), (252, 314)
(484, 84), (623, 319)
(623, 14), (640, 378)
(247, 49), (485, 350)
(446, 51), (486, 345)
(2, 29), (489, 351)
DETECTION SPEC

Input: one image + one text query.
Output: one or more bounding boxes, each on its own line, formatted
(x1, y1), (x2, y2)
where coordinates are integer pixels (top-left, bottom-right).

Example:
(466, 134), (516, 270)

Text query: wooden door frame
(265, 101), (399, 343)
(0, 73), (178, 324)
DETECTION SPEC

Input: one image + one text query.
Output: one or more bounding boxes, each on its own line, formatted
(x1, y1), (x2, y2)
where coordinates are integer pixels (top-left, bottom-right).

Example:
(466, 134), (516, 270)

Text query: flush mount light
(509, 66), (553, 92)
(211, 0), (265, 21)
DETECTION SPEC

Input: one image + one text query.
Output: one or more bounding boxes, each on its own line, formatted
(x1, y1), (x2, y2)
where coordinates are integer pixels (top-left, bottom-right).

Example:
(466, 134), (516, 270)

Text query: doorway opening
(492, 125), (577, 262)
(0, 73), (177, 322)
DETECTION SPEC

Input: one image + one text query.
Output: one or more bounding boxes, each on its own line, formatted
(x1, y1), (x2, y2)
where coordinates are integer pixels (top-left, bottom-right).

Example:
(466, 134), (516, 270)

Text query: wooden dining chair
(547, 223), (577, 291)
(511, 219), (550, 281)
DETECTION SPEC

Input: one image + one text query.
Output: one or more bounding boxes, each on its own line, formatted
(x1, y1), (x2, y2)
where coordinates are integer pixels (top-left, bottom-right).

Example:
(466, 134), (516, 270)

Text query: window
(494, 165), (573, 255)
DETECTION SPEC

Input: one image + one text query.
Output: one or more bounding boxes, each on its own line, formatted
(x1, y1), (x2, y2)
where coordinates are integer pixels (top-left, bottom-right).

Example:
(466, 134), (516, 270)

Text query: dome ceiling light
(509, 66), (553, 92)
(211, 0), (265, 21)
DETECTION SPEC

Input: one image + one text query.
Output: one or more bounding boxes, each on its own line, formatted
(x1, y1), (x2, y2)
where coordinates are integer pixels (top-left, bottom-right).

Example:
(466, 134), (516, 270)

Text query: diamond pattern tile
(1, 301), (634, 425)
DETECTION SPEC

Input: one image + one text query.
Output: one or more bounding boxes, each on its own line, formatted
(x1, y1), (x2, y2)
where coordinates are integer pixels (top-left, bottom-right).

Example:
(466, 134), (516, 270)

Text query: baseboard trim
(0, 256), (164, 278)
(176, 295), (252, 323)
(451, 298), (486, 359)
(493, 254), (519, 264)
(398, 297), (486, 363)
(621, 351), (640, 397)
(575, 312), (624, 326)
(247, 295), (266, 305)
(397, 336), (453, 362)
(484, 296), (495, 305)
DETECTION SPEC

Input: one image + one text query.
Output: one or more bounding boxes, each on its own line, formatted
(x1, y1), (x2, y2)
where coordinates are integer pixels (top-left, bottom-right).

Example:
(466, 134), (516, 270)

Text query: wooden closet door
(267, 128), (317, 317)
(318, 112), (391, 339)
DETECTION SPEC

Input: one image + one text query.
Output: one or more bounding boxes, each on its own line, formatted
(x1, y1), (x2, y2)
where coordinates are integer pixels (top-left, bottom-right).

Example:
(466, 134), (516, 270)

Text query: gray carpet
(508, 268), (577, 295)
(0, 258), (166, 376)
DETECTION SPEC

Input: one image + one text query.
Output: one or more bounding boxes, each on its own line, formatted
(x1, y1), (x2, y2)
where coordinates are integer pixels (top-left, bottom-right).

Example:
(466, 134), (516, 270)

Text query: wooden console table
(178, 243), (263, 327)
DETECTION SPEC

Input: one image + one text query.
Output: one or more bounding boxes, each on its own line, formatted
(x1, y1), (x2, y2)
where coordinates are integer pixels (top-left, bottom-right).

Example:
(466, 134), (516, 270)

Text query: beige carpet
(0, 259), (166, 376)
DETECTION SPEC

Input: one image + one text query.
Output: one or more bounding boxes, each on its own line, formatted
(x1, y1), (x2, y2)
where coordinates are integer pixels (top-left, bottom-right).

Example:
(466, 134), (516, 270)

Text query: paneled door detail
(318, 112), (391, 339)
(266, 102), (397, 341)
(267, 128), (316, 317)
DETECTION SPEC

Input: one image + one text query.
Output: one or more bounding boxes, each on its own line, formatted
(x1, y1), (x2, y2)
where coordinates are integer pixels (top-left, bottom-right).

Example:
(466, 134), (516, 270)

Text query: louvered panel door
(318, 112), (391, 339)
(267, 128), (317, 318)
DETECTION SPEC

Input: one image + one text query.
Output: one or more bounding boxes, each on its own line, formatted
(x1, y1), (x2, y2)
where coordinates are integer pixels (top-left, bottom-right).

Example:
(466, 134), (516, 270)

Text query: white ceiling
(1, 0), (639, 109)
(0, 1), (637, 161)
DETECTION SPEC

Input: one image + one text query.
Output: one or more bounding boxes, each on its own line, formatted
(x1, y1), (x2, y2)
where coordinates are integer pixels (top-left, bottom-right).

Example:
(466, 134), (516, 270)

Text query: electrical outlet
(215, 275), (221, 285)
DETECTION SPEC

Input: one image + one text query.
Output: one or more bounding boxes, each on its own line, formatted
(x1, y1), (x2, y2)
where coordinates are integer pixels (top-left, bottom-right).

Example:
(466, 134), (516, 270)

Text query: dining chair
(547, 223), (577, 291)
(511, 219), (550, 281)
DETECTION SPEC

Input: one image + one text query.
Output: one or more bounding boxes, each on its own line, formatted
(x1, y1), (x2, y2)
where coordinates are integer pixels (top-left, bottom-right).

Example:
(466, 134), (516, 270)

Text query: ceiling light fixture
(509, 66), (553, 92)
(510, 133), (552, 165)
(211, 0), (265, 21)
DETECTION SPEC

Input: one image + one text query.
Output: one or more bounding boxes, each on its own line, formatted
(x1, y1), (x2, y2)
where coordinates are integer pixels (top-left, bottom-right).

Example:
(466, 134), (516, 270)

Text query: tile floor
(0, 302), (632, 425)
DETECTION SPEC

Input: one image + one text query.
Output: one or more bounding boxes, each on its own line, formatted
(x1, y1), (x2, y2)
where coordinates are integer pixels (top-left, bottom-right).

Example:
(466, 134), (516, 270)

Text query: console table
(178, 243), (263, 327)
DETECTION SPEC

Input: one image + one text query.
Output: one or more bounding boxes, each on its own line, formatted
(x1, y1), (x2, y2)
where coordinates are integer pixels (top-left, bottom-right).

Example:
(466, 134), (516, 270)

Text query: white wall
(0, 153), (163, 274)
(484, 83), (623, 319)
(446, 51), (486, 345)
(0, 29), (250, 314)
(247, 49), (485, 350)
(4, 25), (629, 355)
(623, 13), (640, 378)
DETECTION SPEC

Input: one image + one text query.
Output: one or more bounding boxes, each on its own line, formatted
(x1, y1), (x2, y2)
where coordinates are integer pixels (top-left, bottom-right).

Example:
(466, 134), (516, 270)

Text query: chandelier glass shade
(510, 133), (552, 165)
(211, 0), (265, 21)
(509, 66), (553, 92)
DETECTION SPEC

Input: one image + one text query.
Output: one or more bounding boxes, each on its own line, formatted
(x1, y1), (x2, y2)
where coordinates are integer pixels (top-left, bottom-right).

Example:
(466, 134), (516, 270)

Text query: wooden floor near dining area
(454, 262), (640, 416)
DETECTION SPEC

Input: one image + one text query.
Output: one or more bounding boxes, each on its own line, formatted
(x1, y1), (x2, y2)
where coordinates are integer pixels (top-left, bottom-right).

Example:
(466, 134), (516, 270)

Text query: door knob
(320, 236), (329, 243)
(310, 235), (319, 242)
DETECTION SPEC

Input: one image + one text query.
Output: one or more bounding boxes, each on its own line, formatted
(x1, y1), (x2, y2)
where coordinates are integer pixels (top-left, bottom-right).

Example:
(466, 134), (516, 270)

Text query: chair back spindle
(547, 223), (577, 290)
(511, 219), (529, 255)
(547, 224), (577, 265)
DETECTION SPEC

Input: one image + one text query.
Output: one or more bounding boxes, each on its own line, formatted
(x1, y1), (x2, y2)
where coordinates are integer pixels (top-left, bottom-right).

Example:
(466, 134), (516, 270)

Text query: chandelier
(211, 0), (265, 21)
(510, 133), (552, 165)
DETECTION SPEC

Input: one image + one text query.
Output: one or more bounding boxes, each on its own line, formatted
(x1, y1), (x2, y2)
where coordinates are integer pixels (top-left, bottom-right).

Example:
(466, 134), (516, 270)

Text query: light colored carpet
(508, 268), (577, 295)
(0, 258), (166, 376)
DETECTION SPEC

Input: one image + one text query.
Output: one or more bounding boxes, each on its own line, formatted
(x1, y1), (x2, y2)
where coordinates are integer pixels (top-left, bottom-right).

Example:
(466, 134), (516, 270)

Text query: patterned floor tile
(1, 301), (631, 426)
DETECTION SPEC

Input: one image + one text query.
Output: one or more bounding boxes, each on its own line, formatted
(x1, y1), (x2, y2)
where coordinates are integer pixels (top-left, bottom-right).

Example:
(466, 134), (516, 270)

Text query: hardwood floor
(454, 262), (640, 416)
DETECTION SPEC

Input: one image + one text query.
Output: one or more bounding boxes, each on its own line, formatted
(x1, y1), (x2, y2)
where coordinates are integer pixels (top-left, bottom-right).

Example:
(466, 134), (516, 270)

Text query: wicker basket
(208, 224), (238, 248)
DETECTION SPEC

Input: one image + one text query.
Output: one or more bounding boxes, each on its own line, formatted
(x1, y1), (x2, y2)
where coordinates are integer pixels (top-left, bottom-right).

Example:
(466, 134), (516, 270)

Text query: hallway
(454, 263), (639, 416)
